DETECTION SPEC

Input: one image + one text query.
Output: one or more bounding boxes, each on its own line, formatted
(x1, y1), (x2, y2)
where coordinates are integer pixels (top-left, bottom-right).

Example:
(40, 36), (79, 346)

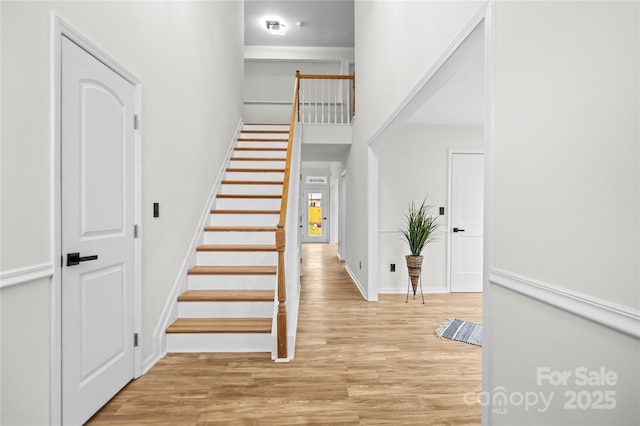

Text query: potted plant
(400, 198), (440, 296)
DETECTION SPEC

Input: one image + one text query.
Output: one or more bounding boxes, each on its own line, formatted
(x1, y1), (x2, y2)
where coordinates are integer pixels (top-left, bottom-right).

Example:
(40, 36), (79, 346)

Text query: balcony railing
(297, 71), (355, 124)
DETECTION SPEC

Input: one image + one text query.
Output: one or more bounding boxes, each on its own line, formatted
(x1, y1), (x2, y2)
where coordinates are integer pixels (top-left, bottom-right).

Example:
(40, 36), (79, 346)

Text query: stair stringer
(144, 119), (243, 374)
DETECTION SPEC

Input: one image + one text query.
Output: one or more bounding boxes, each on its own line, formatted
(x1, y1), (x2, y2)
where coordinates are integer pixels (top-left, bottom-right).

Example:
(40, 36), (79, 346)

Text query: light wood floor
(88, 244), (482, 425)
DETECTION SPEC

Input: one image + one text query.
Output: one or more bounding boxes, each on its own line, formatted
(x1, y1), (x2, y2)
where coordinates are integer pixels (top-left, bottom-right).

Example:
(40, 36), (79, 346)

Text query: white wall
(488, 1), (639, 424)
(378, 125), (483, 293)
(0, 1), (244, 424)
(0, 279), (50, 426)
(301, 166), (331, 190)
(245, 60), (342, 103)
(349, 0), (485, 298)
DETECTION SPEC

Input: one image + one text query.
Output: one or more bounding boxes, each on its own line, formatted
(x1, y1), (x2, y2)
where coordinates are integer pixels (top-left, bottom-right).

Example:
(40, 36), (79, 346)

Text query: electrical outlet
(439, 206), (445, 215)
(359, 261), (362, 269)
(153, 202), (159, 218)
(390, 263), (396, 272)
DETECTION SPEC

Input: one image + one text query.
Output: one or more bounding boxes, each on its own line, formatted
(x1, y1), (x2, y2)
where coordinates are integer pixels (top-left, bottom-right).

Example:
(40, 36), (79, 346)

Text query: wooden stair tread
(244, 123), (288, 126)
(210, 209), (279, 214)
(237, 138), (289, 142)
(234, 147), (287, 152)
(204, 226), (277, 232)
(166, 318), (272, 334)
(226, 168), (285, 173)
(241, 130), (289, 134)
(221, 180), (283, 185)
(230, 157), (286, 161)
(196, 244), (276, 252)
(188, 265), (277, 275)
(178, 290), (274, 302)
(216, 194), (282, 199)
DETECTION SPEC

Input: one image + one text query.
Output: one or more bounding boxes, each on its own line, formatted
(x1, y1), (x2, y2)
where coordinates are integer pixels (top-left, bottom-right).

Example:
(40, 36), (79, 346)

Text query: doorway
(301, 189), (329, 243)
(338, 171), (347, 260)
(53, 20), (141, 425)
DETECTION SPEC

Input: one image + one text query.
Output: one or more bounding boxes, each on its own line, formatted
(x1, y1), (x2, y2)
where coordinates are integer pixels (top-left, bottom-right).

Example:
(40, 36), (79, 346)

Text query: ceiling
(244, 0), (354, 47)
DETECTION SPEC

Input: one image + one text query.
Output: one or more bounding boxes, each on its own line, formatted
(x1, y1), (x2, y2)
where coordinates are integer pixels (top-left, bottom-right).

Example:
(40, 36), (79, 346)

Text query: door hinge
(134, 115), (139, 130)
(134, 224), (138, 238)
(134, 333), (139, 347)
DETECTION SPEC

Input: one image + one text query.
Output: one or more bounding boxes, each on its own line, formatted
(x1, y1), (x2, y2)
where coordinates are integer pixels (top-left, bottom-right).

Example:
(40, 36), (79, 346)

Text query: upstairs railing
(275, 70), (355, 359)
(297, 71), (356, 124)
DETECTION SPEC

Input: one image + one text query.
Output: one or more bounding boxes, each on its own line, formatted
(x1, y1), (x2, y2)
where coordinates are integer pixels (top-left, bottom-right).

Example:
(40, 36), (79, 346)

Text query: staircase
(166, 123), (290, 354)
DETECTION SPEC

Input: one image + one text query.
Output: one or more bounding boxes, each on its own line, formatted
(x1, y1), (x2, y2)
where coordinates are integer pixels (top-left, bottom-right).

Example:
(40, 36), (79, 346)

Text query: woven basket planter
(405, 255), (423, 295)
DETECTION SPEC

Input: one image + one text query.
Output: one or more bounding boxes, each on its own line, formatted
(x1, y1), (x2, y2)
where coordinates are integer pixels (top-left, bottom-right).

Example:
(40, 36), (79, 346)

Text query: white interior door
(450, 152), (484, 292)
(301, 189), (329, 243)
(61, 36), (136, 425)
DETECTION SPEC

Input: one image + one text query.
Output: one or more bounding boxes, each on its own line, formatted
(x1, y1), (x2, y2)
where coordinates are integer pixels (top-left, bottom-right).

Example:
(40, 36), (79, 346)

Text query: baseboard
(344, 263), (368, 300)
(378, 286), (449, 294)
(142, 349), (165, 375)
(0, 263), (54, 289)
(490, 268), (640, 339)
(147, 119), (243, 368)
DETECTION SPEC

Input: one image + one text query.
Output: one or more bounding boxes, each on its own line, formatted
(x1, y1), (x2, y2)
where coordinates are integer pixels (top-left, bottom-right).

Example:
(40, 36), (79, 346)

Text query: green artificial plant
(401, 198), (440, 256)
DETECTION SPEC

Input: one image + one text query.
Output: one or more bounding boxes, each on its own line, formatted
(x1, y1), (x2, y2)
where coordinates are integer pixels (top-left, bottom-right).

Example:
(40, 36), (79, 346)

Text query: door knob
(67, 252), (99, 266)
(453, 228), (466, 233)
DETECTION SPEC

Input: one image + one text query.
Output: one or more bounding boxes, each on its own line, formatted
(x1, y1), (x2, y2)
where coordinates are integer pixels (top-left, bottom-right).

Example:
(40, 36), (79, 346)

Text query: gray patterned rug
(435, 318), (483, 346)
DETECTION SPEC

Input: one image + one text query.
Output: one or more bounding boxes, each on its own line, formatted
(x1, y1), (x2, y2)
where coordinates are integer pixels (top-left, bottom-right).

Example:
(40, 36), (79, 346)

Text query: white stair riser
(237, 141), (288, 149)
(178, 301), (274, 318)
(229, 161), (286, 169)
(215, 198), (282, 210)
(220, 184), (283, 195)
(233, 150), (287, 159)
(209, 214), (279, 227)
(188, 274), (276, 290)
(204, 231), (276, 245)
(240, 133), (288, 140)
(196, 251), (277, 266)
(225, 171), (285, 181)
(167, 333), (272, 353)
(242, 125), (289, 132)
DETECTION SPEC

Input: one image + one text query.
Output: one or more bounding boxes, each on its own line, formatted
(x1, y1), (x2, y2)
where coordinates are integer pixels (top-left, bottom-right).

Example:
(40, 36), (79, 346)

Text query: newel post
(276, 224), (288, 359)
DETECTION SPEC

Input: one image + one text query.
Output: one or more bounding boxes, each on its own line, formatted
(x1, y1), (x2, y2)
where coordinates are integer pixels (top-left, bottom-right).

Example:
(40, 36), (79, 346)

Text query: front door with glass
(301, 189), (329, 243)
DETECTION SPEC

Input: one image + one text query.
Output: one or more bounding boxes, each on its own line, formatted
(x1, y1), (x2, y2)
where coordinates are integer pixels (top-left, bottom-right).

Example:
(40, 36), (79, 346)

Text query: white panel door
(61, 36), (136, 425)
(301, 189), (329, 243)
(450, 152), (484, 292)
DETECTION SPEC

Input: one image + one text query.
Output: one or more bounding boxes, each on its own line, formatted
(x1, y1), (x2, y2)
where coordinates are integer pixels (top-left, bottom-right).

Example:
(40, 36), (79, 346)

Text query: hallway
(88, 244), (482, 425)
